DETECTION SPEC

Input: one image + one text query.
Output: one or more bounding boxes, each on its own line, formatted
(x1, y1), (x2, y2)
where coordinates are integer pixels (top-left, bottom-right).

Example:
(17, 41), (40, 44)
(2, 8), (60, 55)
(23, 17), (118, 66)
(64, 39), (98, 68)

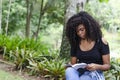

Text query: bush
(104, 58), (120, 80)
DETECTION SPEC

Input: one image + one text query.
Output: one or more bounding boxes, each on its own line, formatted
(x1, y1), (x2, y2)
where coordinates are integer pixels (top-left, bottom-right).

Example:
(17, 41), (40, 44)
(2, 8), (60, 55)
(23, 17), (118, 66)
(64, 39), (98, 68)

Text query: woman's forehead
(77, 24), (85, 28)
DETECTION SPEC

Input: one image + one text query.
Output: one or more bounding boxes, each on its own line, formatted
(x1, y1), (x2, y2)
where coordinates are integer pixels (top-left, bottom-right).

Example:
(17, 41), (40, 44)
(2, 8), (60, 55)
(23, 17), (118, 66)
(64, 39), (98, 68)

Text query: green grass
(0, 69), (25, 80)
(102, 29), (120, 58)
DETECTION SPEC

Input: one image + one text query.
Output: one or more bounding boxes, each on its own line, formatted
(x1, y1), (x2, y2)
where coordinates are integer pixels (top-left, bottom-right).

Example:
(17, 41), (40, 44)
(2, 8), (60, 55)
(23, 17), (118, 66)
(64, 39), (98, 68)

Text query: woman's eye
(80, 29), (84, 31)
(76, 28), (85, 32)
(79, 28), (85, 31)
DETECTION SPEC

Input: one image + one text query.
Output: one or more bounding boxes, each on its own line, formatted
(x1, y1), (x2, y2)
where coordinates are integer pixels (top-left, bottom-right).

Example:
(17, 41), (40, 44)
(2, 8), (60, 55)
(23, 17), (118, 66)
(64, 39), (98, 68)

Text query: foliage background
(0, 0), (120, 79)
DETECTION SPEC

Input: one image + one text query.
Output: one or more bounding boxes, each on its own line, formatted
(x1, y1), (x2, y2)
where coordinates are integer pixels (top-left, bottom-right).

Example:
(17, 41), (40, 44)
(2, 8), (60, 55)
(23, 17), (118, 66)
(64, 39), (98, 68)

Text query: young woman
(65, 11), (110, 80)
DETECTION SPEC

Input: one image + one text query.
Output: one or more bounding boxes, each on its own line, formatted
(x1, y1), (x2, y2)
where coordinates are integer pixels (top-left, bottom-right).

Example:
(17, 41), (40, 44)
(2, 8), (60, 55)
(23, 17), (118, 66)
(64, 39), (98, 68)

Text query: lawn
(0, 69), (25, 80)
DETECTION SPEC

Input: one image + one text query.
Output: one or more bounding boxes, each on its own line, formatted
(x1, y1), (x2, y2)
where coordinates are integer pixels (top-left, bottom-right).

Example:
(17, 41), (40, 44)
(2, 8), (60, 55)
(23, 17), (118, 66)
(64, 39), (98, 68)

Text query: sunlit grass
(102, 29), (120, 58)
(0, 69), (25, 80)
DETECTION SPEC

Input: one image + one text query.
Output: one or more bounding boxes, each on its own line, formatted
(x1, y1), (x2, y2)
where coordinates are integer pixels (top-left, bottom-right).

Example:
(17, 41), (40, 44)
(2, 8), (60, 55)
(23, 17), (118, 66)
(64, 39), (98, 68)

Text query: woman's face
(76, 24), (86, 39)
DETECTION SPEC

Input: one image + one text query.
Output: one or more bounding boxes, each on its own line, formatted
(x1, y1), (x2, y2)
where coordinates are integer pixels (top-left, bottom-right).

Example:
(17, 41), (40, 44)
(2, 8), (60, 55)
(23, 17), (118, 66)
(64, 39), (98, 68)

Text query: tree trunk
(25, 0), (33, 38)
(60, 0), (77, 59)
(35, 0), (44, 41)
(32, 0), (49, 41)
(0, 0), (2, 34)
(60, 0), (86, 59)
(5, 0), (11, 35)
(77, 0), (86, 11)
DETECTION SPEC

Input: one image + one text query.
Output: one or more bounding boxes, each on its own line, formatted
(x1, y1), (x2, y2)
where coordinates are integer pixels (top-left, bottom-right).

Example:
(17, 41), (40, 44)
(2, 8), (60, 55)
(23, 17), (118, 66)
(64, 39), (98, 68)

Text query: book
(66, 63), (87, 70)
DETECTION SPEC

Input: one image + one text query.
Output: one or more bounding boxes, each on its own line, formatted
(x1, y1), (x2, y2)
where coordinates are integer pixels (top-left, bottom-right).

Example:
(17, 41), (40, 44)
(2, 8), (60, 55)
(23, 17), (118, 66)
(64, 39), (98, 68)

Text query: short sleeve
(70, 46), (77, 57)
(99, 39), (110, 55)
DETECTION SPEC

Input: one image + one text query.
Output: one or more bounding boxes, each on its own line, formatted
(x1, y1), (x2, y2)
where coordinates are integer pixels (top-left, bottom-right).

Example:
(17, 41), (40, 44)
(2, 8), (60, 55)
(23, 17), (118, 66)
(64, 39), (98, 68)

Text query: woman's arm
(86, 54), (110, 71)
(99, 38), (111, 70)
(71, 57), (77, 65)
(65, 57), (77, 69)
(99, 54), (111, 71)
(86, 38), (110, 71)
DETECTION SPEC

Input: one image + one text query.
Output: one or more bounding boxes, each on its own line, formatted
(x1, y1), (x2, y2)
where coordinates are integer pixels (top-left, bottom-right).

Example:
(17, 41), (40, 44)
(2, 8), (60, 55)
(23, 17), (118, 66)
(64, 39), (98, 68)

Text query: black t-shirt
(70, 39), (110, 64)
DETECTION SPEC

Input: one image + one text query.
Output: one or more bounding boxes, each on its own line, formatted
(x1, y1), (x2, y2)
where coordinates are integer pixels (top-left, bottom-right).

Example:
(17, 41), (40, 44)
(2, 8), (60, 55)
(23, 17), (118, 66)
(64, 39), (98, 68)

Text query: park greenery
(0, 0), (120, 80)
(0, 69), (25, 80)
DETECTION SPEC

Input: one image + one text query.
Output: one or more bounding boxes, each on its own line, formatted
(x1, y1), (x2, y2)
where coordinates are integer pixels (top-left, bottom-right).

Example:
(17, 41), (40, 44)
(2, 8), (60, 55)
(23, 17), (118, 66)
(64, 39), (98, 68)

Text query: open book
(66, 63), (87, 70)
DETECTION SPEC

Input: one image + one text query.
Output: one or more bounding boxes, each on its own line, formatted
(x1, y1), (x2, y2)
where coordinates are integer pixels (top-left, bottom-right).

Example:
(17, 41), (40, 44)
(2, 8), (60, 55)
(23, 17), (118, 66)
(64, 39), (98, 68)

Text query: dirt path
(0, 55), (46, 80)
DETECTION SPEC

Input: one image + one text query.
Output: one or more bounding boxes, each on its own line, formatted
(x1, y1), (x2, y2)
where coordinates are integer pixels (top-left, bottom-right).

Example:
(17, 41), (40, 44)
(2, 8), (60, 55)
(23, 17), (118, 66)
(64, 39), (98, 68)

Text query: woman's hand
(86, 63), (99, 71)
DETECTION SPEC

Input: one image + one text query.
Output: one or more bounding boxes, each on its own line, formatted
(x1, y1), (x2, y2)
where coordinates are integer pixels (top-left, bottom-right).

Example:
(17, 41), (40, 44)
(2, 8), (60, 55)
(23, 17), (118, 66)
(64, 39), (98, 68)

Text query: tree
(25, 0), (35, 38)
(32, 0), (46, 41)
(60, 0), (87, 58)
(0, 0), (2, 34)
(5, 0), (11, 35)
(1, 0), (27, 35)
(32, 0), (64, 41)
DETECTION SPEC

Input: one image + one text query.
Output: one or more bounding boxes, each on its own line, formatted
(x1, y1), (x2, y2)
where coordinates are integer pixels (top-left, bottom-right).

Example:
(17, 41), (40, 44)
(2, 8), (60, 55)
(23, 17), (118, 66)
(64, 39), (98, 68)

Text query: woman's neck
(81, 38), (92, 43)
(80, 39), (95, 51)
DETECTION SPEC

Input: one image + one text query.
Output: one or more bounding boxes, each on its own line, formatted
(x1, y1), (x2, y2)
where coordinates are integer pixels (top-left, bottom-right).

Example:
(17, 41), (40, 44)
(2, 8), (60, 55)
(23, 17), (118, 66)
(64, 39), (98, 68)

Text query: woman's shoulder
(98, 37), (110, 54)
(101, 37), (108, 45)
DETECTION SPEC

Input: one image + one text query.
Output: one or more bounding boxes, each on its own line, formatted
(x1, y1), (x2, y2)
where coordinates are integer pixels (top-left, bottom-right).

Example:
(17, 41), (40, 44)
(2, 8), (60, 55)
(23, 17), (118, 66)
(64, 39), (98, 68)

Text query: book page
(72, 63), (87, 70)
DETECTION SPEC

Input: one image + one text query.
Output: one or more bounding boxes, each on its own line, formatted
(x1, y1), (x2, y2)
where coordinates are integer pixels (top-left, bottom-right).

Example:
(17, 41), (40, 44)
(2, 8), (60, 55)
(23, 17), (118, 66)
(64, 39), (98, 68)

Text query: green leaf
(99, 0), (109, 2)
